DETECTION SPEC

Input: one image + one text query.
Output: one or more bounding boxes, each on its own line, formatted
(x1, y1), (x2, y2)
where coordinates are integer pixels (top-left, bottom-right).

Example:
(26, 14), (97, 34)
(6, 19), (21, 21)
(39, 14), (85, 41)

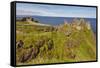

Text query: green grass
(16, 21), (96, 65)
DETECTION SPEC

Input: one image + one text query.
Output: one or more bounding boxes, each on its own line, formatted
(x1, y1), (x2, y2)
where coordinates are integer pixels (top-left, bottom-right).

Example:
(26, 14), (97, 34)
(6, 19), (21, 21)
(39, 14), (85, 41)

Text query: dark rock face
(47, 39), (54, 50)
(16, 40), (24, 48)
(17, 37), (55, 63)
(30, 47), (40, 59)
(34, 39), (45, 48)
(20, 47), (40, 63)
(20, 52), (30, 63)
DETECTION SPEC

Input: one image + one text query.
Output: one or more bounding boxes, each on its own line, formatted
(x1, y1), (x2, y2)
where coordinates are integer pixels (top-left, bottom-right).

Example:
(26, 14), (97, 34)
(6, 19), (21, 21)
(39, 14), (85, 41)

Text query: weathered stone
(16, 40), (24, 49)
(47, 39), (54, 50)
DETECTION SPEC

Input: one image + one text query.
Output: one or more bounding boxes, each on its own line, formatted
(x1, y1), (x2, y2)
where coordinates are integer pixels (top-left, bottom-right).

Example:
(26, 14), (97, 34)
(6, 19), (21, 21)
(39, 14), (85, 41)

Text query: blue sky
(16, 3), (96, 18)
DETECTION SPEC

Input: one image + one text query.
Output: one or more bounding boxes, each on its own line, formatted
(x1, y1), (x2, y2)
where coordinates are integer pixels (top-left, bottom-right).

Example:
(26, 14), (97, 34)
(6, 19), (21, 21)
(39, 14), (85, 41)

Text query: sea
(16, 15), (97, 33)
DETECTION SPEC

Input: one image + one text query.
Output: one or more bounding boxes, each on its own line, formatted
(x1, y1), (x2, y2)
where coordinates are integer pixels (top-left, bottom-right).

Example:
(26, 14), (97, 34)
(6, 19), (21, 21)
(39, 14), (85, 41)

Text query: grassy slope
(16, 21), (96, 65)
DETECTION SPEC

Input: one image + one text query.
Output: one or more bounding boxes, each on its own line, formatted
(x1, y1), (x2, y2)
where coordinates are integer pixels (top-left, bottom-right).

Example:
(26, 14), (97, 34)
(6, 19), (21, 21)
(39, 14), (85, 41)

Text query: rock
(47, 39), (54, 50)
(64, 30), (72, 37)
(65, 39), (80, 49)
(30, 47), (40, 59)
(34, 39), (45, 48)
(16, 40), (24, 48)
(20, 52), (29, 63)
(19, 47), (40, 63)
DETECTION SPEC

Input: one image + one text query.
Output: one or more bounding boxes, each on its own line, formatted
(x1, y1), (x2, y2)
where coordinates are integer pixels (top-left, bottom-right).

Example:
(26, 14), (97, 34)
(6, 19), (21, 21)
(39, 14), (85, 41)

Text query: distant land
(16, 15), (96, 33)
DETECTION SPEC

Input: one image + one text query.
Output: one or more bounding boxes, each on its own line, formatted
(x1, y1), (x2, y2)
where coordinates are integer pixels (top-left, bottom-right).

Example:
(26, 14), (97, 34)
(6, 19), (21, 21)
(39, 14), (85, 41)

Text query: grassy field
(16, 20), (96, 65)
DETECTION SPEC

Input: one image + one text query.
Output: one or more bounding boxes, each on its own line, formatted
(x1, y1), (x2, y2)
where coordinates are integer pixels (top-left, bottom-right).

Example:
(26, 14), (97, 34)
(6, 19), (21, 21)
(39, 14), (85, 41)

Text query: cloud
(16, 8), (58, 16)
(16, 3), (96, 18)
(17, 10), (42, 15)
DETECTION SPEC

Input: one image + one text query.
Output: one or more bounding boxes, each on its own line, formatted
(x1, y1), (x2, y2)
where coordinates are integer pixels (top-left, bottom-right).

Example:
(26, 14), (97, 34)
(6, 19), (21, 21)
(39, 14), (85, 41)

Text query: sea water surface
(17, 15), (97, 33)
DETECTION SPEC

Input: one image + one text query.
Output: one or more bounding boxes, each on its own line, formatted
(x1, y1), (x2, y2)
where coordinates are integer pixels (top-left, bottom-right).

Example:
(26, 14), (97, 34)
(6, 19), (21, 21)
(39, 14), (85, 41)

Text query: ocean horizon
(16, 15), (97, 33)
